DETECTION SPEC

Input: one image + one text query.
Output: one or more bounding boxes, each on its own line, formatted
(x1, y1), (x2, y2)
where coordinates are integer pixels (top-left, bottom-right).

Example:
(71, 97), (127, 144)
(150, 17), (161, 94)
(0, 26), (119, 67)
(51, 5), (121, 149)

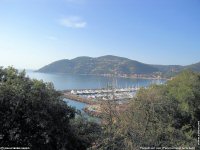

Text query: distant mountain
(38, 55), (159, 74)
(185, 62), (200, 72)
(151, 65), (184, 73)
(37, 55), (200, 76)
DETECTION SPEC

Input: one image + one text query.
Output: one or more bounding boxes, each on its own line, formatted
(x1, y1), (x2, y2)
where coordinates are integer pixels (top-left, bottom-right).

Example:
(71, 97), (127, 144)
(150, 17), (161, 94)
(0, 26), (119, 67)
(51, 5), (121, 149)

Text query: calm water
(26, 71), (165, 90)
(63, 98), (100, 122)
(63, 98), (86, 112)
(26, 71), (165, 112)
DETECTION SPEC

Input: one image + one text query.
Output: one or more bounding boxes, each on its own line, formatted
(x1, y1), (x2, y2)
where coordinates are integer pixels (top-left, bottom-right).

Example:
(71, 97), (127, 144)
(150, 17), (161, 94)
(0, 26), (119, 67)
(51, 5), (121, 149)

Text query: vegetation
(37, 55), (159, 74)
(97, 70), (200, 149)
(37, 55), (200, 78)
(185, 62), (200, 72)
(1, 67), (199, 149)
(0, 67), (99, 150)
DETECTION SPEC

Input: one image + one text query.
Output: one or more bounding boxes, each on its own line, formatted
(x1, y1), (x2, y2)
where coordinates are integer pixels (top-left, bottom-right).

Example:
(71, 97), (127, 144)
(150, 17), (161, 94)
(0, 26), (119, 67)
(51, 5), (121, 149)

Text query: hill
(37, 55), (200, 77)
(185, 62), (200, 72)
(151, 65), (183, 73)
(38, 55), (159, 75)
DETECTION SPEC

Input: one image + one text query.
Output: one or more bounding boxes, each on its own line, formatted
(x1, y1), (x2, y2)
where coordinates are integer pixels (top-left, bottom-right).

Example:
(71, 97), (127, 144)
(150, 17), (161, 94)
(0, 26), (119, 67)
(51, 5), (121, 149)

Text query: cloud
(59, 16), (87, 29)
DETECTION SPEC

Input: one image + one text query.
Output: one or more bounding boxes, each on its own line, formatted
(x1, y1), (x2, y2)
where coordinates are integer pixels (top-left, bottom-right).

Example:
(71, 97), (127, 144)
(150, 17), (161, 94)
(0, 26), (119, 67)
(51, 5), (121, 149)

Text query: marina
(63, 87), (140, 103)
(62, 86), (142, 117)
(27, 71), (166, 113)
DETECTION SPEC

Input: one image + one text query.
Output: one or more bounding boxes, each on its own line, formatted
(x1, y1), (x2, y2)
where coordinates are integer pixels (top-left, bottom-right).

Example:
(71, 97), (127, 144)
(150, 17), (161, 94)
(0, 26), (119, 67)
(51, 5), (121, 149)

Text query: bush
(0, 67), (92, 150)
(97, 70), (200, 149)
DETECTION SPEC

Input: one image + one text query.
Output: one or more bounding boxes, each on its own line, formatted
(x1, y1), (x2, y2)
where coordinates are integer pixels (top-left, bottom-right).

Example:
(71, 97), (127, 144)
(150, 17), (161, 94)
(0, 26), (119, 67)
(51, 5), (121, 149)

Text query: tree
(99, 70), (200, 149)
(0, 67), (92, 149)
(166, 70), (200, 147)
(97, 83), (124, 150)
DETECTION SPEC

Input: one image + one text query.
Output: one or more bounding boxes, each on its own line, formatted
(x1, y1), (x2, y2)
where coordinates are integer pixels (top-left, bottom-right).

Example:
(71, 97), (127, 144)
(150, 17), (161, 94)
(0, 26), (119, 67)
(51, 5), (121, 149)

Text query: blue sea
(26, 71), (165, 111)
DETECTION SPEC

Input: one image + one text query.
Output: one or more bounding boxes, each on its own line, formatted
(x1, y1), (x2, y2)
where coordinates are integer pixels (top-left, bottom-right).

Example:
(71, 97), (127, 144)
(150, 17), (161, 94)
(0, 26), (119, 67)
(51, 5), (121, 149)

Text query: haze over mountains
(37, 55), (200, 76)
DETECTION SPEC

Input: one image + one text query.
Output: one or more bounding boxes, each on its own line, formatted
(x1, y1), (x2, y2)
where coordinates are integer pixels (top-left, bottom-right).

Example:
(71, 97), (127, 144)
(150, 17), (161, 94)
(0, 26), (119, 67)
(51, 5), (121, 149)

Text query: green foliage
(0, 67), (94, 150)
(97, 100), (121, 150)
(166, 70), (200, 143)
(2, 67), (199, 149)
(97, 70), (200, 149)
(70, 116), (102, 149)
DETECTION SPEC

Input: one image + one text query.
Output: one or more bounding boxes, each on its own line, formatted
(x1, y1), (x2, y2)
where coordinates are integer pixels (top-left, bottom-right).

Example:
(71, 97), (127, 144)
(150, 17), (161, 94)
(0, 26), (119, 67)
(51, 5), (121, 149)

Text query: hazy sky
(0, 0), (200, 69)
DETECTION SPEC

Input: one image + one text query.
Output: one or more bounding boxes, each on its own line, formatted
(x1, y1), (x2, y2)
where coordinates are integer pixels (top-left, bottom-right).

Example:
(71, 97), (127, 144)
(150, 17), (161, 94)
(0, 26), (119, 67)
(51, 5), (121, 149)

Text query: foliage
(1, 67), (199, 149)
(0, 67), (94, 150)
(70, 116), (102, 149)
(97, 98), (120, 150)
(166, 70), (200, 146)
(97, 70), (200, 149)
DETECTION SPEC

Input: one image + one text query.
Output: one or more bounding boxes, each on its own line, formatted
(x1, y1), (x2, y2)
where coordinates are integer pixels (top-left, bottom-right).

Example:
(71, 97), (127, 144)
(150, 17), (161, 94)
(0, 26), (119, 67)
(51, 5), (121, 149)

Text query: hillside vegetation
(97, 70), (200, 149)
(185, 62), (200, 72)
(38, 55), (200, 77)
(38, 55), (159, 74)
(1, 67), (200, 149)
(0, 67), (100, 150)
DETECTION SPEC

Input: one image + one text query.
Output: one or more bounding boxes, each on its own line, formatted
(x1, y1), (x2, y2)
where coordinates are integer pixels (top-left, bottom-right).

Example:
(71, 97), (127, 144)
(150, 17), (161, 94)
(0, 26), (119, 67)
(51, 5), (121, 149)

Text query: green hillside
(38, 55), (159, 74)
(37, 55), (200, 76)
(185, 62), (200, 72)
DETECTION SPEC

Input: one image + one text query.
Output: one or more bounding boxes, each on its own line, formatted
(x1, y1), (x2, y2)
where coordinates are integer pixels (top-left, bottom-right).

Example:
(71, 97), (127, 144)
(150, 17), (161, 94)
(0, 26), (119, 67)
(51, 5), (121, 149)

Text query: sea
(26, 70), (165, 112)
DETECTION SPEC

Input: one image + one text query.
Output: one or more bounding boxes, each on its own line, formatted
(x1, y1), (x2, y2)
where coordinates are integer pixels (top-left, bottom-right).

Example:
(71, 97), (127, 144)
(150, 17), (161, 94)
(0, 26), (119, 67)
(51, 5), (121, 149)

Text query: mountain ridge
(37, 55), (200, 77)
(38, 55), (159, 75)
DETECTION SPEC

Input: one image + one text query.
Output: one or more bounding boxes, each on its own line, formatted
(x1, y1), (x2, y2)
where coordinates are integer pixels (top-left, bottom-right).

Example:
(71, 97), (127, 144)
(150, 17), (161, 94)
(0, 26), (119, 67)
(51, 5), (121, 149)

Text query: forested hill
(185, 62), (200, 72)
(37, 55), (200, 75)
(37, 55), (159, 74)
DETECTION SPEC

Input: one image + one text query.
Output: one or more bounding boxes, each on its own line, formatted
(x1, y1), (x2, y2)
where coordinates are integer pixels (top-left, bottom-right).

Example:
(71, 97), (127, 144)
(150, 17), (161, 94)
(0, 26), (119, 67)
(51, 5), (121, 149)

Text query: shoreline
(62, 93), (102, 118)
(62, 92), (131, 118)
(36, 71), (168, 80)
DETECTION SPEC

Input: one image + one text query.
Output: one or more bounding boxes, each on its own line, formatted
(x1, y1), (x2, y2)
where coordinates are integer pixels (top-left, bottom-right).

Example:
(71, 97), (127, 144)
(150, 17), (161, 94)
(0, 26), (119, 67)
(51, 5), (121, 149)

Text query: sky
(0, 0), (200, 69)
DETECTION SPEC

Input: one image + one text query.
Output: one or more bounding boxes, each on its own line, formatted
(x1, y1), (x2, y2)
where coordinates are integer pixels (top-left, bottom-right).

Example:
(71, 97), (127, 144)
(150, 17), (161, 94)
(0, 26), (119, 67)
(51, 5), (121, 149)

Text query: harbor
(62, 87), (140, 117)
(63, 87), (140, 103)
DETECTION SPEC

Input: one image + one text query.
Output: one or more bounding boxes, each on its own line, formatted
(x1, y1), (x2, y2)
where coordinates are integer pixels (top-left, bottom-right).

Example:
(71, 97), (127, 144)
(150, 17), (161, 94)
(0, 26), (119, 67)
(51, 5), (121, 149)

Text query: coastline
(63, 92), (102, 117)
(62, 91), (131, 118)
(36, 71), (168, 80)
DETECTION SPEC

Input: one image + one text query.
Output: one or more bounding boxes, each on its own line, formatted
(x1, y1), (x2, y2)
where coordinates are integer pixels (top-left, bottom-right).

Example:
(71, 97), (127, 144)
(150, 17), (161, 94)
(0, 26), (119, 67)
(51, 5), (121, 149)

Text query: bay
(26, 71), (165, 90)
(26, 71), (165, 112)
